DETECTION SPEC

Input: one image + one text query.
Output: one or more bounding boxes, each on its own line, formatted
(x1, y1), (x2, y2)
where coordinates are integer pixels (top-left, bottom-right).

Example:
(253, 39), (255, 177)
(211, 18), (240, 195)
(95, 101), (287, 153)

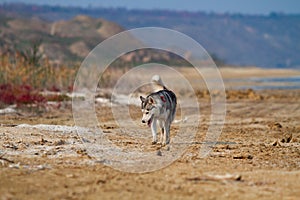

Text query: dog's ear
(149, 96), (155, 104)
(140, 96), (146, 102)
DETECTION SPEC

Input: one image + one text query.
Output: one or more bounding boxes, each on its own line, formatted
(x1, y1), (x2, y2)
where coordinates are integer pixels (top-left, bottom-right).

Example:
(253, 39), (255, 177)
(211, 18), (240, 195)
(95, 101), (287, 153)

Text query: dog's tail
(151, 75), (167, 92)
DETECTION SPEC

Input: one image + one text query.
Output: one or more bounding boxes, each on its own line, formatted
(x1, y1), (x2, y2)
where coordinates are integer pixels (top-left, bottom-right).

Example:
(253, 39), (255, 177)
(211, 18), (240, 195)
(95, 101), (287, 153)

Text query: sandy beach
(1, 67), (300, 199)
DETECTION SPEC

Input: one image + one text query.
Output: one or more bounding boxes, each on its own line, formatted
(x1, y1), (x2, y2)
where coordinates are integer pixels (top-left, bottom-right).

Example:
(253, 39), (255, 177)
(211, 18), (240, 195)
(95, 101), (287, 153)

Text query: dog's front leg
(151, 120), (157, 144)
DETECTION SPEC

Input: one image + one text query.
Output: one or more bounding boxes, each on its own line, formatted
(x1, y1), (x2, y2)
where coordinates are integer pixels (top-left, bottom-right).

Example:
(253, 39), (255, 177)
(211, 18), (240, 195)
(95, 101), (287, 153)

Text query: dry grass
(0, 51), (78, 91)
(0, 50), (79, 108)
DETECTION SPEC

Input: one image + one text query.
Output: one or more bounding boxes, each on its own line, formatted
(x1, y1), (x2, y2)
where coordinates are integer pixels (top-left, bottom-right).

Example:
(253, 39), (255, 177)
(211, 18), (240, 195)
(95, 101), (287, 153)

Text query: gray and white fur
(140, 75), (177, 145)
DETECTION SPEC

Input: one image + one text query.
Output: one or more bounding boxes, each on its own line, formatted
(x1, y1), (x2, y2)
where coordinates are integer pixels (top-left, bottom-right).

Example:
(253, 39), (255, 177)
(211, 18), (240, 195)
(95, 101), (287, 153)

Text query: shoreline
(178, 66), (300, 90)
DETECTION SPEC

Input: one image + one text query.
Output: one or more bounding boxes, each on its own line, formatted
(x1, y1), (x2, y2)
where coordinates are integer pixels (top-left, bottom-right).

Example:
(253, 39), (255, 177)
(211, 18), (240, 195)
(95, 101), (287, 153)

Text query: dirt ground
(1, 67), (300, 200)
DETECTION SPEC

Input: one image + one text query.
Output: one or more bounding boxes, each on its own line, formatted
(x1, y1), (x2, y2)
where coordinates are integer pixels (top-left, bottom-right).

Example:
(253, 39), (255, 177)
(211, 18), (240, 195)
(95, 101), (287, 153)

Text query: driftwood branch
(0, 152), (14, 163)
(187, 174), (242, 182)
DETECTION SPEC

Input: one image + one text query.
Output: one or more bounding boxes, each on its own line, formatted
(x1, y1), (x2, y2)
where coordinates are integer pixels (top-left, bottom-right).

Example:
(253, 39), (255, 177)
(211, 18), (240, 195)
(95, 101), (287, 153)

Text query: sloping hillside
(2, 3), (299, 68)
(0, 13), (124, 62)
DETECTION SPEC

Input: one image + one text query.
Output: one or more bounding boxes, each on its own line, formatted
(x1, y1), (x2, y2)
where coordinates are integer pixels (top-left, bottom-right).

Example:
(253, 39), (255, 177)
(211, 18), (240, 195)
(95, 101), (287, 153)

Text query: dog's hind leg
(163, 123), (171, 145)
(157, 120), (164, 144)
(151, 120), (157, 144)
(162, 126), (167, 146)
(160, 127), (164, 144)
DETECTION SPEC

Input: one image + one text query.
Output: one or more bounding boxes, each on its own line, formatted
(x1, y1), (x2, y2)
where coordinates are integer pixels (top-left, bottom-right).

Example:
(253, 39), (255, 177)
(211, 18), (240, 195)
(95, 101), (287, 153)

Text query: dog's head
(140, 95), (157, 127)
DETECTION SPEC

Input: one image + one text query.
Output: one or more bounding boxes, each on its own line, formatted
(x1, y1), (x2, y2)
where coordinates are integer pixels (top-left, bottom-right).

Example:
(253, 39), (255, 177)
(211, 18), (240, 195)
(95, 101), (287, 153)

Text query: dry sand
(1, 67), (300, 199)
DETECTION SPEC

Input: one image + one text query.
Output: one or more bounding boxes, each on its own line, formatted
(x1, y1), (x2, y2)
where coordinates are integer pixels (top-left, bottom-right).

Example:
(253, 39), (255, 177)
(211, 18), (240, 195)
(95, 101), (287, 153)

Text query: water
(227, 76), (300, 90)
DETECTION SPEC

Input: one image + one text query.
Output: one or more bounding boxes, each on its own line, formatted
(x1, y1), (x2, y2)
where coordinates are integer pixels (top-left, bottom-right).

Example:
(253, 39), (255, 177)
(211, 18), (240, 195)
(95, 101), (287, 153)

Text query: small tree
(20, 39), (43, 67)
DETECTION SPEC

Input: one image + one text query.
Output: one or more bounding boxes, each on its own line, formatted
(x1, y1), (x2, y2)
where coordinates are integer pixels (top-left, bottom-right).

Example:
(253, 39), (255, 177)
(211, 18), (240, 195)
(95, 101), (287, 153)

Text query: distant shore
(179, 66), (300, 90)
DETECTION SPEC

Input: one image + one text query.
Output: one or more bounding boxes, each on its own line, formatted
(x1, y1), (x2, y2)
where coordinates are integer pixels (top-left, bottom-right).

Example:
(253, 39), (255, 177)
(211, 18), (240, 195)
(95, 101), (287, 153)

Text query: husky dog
(140, 76), (177, 145)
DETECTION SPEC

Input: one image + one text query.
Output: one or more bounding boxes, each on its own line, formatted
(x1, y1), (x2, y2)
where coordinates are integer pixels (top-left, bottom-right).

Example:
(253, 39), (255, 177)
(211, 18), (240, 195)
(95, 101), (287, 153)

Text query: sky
(1, 0), (300, 15)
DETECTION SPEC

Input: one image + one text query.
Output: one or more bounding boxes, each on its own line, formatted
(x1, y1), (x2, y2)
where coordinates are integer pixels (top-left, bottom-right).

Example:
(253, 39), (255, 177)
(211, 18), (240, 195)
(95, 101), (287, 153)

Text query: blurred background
(0, 0), (300, 107)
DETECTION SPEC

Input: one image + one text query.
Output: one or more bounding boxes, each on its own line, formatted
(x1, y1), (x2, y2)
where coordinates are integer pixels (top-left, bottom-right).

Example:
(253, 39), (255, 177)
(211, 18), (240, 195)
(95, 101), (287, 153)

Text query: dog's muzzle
(142, 118), (152, 127)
